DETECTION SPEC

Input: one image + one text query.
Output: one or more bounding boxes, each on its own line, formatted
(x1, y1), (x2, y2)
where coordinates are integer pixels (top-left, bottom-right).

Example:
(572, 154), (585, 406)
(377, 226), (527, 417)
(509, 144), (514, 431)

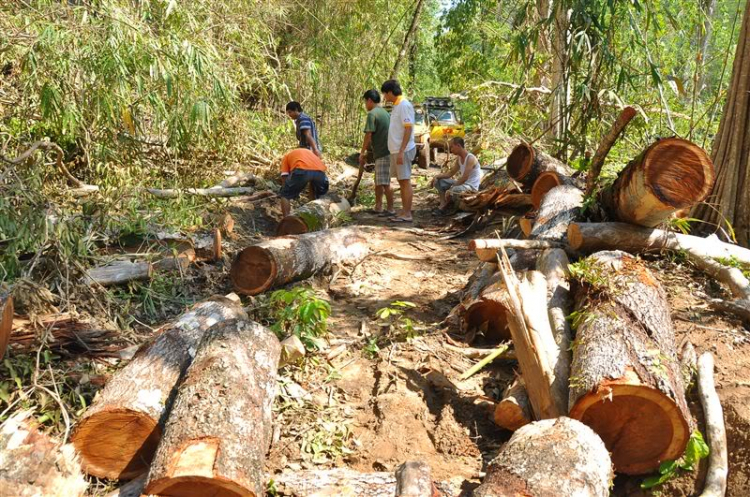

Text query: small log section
(698, 353), (728, 497)
(599, 137), (715, 227)
(569, 251), (691, 475)
(0, 293), (13, 361)
(72, 296), (247, 480)
(0, 411), (88, 497)
(231, 227), (369, 295)
(530, 184), (583, 242)
(146, 186), (255, 198)
(473, 417), (613, 497)
(494, 378), (532, 431)
(506, 142), (572, 191)
(469, 238), (565, 263)
(144, 319), (281, 497)
(83, 260), (152, 286)
(276, 195), (351, 236)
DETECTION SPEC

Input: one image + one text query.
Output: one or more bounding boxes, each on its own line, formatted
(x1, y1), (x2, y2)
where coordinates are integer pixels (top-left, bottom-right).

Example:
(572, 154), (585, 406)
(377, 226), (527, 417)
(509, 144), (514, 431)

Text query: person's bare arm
(397, 126), (413, 165)
(360, 132), (373, 166)
(304, 129), (321, 158)
(436, 163), (459, 180)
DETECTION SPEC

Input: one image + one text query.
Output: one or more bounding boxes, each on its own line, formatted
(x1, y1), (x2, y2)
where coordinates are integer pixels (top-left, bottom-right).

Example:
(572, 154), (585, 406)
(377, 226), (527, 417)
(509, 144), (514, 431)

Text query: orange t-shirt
(280, 148), (327, 176)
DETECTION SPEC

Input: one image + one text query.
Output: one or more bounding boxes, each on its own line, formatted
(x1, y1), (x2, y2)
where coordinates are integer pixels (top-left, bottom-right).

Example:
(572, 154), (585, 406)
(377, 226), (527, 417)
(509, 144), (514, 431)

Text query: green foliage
(300, 418), (354, 464)
(641, 430), (710, 489)
(270, 286), (331, 351)
(376, 300), (419, 341)
(363, 336), (381, 359)
(569, 258), (612, 290)
(715, 255), (750, 279)
(667, 217), (700, 235)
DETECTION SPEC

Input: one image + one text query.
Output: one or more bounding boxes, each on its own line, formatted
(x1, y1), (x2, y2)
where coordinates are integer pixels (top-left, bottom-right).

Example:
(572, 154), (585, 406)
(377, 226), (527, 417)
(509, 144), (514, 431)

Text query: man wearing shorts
(278, 148), (329, 217)
(432, 137), (482, 214)
(381, 79), (416, 223)
(359, 89), (394, 215)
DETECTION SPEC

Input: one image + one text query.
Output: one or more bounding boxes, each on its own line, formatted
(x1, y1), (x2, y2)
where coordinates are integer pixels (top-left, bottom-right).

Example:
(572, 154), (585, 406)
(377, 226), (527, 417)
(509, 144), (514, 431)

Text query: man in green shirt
(359, 89), (394, 215)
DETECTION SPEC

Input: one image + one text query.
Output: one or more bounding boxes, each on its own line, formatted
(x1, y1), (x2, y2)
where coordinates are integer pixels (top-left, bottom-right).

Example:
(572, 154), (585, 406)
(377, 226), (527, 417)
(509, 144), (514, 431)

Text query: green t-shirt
(364, 106), (391, 160)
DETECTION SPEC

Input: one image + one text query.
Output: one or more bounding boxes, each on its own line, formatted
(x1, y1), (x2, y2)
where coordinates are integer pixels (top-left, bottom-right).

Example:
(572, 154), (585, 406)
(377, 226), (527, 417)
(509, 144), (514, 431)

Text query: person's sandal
(379, 210), (396, 217)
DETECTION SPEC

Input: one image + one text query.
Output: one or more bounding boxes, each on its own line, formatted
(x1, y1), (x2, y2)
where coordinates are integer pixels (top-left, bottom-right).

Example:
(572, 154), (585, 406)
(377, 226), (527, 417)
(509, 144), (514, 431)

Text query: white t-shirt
(388, 97), (416, 154)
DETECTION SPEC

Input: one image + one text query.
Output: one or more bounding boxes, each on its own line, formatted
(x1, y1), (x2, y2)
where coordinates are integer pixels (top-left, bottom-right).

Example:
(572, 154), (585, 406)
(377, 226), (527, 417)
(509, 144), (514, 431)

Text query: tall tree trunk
(391, 0), (426, 80)
(549, 4), (572, 147)
(693, 1), (750, 246)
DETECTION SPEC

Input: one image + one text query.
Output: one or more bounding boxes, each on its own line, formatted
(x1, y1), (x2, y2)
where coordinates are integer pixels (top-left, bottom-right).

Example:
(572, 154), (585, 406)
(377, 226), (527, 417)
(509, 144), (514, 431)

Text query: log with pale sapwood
(697, 353), (728, 497)
(0, 293), (13, 361)
(82, 260), (152, 286)
(469, 238), (567, 262)
(530, 171), (584, 210)
(494, 377), (533, 431)
(72, 295), (246, 479)
(231, 227), (368, 295)
(219, 172), (258, 188)
(530, 184), (583, 242)
(473, 417), (613, 497)
(276, 195), (351, 235)
(598, 137), (714, 227)
(568, 251), (692, 474)
(144, 319), (280, 497)
(146, 186), (255, 198)
(505, 142), (572, 191)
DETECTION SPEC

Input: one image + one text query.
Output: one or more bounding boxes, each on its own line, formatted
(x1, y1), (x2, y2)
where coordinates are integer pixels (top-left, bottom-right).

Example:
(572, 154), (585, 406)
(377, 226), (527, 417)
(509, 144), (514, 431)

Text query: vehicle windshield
(415, 109), (425, 125)
(430, 110), (458, 125)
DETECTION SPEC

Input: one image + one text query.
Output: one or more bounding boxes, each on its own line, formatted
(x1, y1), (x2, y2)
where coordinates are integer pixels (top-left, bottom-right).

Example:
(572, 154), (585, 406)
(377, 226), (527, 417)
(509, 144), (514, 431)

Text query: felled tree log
(506, 142), (572, 191)
(231, 227), (368, 295)
(146, 186), (255, 198)
(276, 195), (351, 236)
(144, 319), (280, 497)
(530, 184), (583, 242)
(0, 411), (88, 497)
(82, 260), (152, 286)
(460, 279), (511, 342)
(72, 296), (247, 479)
(494, 378), (532, 431)
(474, 417), (613, 497)
(697, 353), (728, 497)
(568, 222), (750, 265)
(599, 137), (715, 227)
(219, 172), (258, 188)
(0, 293), (13, 361)
(469, 238), (566, 262)
(569, 251), (691, 474)
(530, 171), (583, 209)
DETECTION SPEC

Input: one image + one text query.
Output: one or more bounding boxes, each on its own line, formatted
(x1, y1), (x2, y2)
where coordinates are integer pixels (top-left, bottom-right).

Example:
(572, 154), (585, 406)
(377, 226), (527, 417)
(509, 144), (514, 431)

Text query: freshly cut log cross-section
(506, 142), (572, 191)
(530, 171), (582, 210)
(276, 195), (351, 236)
(494, 378), (532, 431)
(600, 137), (714, 227)
(72, 296), (247, 480)
(461, 280), (511, 342)
(474, 417), (613, 497)
(569, 251), (691, 475)
(145, 319), (280, 497)
(231, 227), (368, 295)
(0, 293), (13, 361)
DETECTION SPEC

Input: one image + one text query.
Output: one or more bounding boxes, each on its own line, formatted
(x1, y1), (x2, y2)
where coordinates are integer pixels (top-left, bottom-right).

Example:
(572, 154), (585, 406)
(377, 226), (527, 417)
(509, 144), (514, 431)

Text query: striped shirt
(296, 112), (322, 152)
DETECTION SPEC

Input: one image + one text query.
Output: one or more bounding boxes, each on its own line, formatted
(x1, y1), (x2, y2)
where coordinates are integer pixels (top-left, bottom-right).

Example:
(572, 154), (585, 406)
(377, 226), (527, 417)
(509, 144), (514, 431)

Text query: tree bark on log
(144, 319), (280, 497)
(530, 184), (583, 242)
(82, 261), (152, 286)
(599, 137), (715, 227)
(585, 106), (638, 196)
(530, 170), (582, 209)
(276, 195), (351, 236)
(494, 378), (532, 431)
(569, 251), (692, 474)
(567, 222), (750, 265)
(231, 227), (368, 295)
(697, 353), (728, 497)
(146, 187), (255, 198)
(474, 417), (613, 497)
(506, 142), (572, 191)
(219, 172), (258, 188)
(0, 293), (13, 361)
(72, 296), (247, 480)
(0, 411), (88, 497)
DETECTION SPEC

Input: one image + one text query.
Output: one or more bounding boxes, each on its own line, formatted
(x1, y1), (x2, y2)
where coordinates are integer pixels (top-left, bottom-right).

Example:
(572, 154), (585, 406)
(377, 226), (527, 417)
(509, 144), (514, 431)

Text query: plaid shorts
(374, 155), (391, 186)
(390, 147), (417, 181)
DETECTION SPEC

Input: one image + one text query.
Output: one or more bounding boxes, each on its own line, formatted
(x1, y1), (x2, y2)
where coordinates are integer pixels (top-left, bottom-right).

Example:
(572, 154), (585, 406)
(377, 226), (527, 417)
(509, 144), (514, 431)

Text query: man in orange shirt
(279, 148), (329, 217)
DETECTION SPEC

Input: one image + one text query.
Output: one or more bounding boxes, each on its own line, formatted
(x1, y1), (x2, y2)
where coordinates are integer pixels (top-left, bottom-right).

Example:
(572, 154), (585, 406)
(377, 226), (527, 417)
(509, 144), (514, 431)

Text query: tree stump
(276, 195), (351, 236)
(506, 142), (572, 191)
(569, 251), (692, 474)
(474, 417), (613, 497)
(72, 296), (247, 479)
(144, 319), (280, 497)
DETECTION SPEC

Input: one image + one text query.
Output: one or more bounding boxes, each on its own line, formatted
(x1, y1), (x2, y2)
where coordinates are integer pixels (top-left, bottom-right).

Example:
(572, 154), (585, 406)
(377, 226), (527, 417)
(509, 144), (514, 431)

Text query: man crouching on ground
(279, 148), (329, 217)
(431, 137), (482, 214)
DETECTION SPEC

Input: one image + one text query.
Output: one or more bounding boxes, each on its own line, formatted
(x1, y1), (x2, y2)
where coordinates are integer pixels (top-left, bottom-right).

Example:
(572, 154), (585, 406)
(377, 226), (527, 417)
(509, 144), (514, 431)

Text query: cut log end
(567, 222), (584, 250)
(530, 171), (564, 209)
(644, 138), (714, 209)
(72, 410), (161, 479)
(276, 216), (309, 236)
(146, 477), (252, 497)
(569, 378), (690, 475)
(0, 295), (13, 361)
(464, 300), (510, 341)
(506, 142), (534, 181)
(230, 246), (277, 296)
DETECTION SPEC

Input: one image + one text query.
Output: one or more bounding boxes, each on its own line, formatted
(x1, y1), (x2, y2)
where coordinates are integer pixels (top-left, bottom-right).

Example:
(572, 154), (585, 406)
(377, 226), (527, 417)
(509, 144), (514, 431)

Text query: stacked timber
(276, 195), (351, 236)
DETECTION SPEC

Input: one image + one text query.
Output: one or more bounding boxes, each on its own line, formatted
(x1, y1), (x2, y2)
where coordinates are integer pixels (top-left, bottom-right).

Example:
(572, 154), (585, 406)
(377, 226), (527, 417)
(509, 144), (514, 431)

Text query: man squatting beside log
(277, 148), (330, 218)
(359, 89), (395, 216)
(431, 136), (482, 215)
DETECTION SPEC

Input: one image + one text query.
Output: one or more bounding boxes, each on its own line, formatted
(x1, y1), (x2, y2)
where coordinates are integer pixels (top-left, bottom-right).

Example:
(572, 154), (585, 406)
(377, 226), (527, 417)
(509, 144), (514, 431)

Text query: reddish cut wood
(506, 142), (572, 191)
(276, 196), (351, 236)
(144, 319), (280, 497)
(568, 251), (691, 474)
(494, 378), (532, 431)
(72, 296), (246, 479)
(231, 227), (368, 295)
(461, 280), (511, 342)
(600, 137), (715, 227)
(0, 294), (13, 361)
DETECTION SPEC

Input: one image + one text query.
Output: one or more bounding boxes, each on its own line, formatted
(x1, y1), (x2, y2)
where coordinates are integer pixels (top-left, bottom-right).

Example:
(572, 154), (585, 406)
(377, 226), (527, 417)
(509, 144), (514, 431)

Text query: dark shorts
(279, 168), (329, 200)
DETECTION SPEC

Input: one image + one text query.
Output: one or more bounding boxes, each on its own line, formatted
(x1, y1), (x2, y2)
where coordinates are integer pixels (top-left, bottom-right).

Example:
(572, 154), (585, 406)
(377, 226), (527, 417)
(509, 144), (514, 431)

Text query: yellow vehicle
(414, 97), (465, 168)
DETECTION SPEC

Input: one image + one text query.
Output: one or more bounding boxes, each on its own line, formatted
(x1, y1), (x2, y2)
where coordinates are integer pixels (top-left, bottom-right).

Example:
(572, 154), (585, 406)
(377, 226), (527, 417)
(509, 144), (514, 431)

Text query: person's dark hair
(380, 80), (402, 96)
(362, 89), (381, 103)
(451, 137), (465, 148)
(285, 101), (303, 112)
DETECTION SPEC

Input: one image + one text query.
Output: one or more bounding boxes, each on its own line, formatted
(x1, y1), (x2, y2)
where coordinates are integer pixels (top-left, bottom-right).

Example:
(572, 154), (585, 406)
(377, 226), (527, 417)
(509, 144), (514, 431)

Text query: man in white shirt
(431, 137), (482, 214)
(381, 79), (416, 223)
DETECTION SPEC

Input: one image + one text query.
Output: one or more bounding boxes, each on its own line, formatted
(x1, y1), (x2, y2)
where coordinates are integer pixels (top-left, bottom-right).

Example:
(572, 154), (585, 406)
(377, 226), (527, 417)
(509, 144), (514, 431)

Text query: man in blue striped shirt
(285, 101), (322, 158)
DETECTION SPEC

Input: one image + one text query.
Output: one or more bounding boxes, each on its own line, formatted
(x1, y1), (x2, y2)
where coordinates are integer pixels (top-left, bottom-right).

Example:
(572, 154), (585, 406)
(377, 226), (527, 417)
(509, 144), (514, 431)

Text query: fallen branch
(146, 186), (256, 198)
(585, 106), (637, 196)
(459, 343), (510, 380)
(697, 353), (728, 497)
(0, 140), (97, 192)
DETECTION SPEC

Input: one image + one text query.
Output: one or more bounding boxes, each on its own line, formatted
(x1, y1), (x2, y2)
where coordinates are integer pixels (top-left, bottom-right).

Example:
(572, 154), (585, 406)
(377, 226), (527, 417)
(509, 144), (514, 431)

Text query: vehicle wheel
(418, 142), (430, 169)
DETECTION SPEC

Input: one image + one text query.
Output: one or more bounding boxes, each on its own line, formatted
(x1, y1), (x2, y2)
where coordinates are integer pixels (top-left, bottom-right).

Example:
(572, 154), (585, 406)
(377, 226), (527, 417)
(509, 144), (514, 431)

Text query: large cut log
(231, 227), (368, 295)
(599, 137), (715, 227)
(506, 142), (572, 191)
(0, 293), (13, 361)
(530, 184), (583, 242)
(144, 319), (280, 497)
(72, 295), (246, 479)
(494, 377), (532, 431)
(0, 411), (88, 497)
(568, 222), (750, 265)
(530, 171), (582, 210)
(277, 195), (351, 235)
(473, 417), (613, 497)
(569, 251), (691, 474)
